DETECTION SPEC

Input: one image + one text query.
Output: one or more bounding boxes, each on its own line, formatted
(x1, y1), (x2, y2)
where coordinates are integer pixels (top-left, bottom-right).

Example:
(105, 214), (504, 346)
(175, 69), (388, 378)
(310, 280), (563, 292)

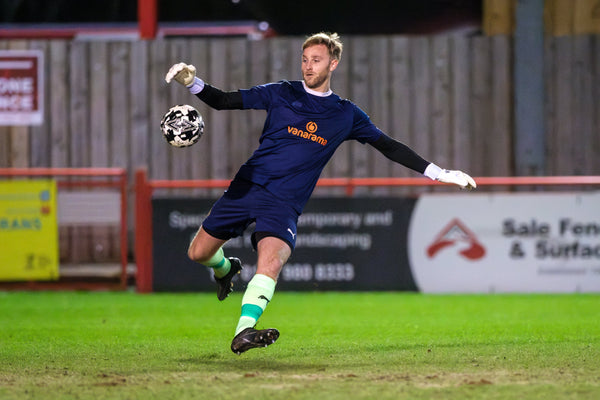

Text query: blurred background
(0, 0), (483, 35)
(0, 0), (599, 292)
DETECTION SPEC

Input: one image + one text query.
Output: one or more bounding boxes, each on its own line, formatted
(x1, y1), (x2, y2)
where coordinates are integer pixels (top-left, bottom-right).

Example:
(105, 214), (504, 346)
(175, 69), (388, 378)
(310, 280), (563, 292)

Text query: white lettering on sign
(0, 95), (34, 110)
(0, 77), (34, 94)
(168, 211), (207, 230)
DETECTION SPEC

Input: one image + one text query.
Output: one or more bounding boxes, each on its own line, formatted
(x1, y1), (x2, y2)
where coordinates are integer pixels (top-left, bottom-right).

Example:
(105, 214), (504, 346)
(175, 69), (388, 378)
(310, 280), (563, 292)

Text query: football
(160, 104), (204, 147)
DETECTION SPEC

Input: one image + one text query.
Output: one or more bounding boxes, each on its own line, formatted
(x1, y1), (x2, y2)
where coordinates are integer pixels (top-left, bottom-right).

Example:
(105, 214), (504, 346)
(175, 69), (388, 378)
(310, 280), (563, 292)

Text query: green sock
(203, 247), (231, 278)
(235, 274), (276, 335)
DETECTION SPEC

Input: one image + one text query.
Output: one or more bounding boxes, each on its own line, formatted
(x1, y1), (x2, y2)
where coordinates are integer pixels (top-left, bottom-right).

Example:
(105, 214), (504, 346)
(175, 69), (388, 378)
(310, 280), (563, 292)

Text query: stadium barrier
(134, 167), (600, 293)
(2, 168), (598, 292)
(0, 168), (129, 290)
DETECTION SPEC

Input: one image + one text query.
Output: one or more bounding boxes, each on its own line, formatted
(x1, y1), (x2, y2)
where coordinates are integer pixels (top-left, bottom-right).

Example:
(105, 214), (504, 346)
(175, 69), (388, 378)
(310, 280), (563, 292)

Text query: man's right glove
(436, 169), (477, 190)
(165, 62), (197, 86)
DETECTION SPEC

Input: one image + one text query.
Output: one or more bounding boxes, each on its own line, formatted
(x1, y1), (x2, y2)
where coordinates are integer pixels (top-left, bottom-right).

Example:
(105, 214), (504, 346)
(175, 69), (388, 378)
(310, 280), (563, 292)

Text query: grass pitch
(0, 291), (598, 399)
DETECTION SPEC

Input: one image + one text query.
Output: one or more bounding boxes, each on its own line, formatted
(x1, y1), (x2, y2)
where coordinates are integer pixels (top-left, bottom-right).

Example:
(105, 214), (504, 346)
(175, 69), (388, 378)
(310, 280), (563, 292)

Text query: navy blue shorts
(201, 179), (299, 250)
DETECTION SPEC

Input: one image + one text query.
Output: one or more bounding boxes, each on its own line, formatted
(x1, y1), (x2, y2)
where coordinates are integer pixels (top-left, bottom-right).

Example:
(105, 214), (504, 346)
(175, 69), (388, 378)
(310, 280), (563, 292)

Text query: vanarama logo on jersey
(288, 121), (327, 146)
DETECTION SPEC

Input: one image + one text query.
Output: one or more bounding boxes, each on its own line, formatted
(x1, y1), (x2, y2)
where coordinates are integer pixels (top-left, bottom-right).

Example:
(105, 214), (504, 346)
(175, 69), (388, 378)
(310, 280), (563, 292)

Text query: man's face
(302, 44), (338, 91)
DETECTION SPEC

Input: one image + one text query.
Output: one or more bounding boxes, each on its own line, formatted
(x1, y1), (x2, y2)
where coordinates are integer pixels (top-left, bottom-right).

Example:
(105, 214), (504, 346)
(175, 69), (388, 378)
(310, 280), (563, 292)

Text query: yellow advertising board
(0, 180), (59, 281)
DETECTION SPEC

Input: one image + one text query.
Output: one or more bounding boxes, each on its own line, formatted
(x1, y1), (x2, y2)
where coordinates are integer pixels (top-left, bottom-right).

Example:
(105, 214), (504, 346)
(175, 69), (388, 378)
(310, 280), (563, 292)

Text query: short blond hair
(302, 32), (343, 61)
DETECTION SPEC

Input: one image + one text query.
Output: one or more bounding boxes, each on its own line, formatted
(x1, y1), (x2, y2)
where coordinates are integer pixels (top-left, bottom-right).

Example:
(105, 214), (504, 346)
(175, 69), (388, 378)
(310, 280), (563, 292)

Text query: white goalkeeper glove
(437, 169), (477, 190)
(165, 63), (205, 94)
(165, 62), (197, 86)
(424, 163), (477, 190)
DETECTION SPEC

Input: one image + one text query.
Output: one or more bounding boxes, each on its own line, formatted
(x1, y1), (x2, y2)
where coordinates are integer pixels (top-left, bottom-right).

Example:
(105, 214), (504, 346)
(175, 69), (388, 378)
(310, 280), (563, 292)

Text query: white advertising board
(408, 192), (600, 293)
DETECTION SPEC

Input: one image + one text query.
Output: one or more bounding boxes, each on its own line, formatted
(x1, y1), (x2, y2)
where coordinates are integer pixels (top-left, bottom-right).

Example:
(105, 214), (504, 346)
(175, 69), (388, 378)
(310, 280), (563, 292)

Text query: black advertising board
(152, 197), (418, 292)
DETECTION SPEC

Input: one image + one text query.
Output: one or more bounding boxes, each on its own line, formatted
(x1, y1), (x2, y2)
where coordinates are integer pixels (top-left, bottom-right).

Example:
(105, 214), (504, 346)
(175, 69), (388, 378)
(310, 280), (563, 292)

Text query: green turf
(0, 291), (598, 399)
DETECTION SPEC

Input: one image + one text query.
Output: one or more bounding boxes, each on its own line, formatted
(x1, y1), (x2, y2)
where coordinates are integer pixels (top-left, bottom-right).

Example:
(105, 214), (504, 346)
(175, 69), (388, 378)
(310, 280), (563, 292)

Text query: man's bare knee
(187, 245), (202, 263)
(187, 242), (212, 264)
(187, 228), (227, 264)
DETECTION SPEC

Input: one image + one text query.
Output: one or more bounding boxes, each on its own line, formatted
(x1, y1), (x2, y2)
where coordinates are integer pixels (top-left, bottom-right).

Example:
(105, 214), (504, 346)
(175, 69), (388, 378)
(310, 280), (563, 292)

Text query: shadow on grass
(176, 336), (585, 374)
(178, 354), (335, 372)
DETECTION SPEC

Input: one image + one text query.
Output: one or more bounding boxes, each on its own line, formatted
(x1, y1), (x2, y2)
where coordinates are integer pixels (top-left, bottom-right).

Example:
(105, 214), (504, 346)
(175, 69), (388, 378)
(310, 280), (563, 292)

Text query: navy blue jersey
(236, 80), (383, 213)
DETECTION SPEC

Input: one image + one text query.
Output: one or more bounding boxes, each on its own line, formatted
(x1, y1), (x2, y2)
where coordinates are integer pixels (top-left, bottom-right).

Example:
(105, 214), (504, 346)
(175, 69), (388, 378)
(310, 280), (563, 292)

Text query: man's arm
(370, 134), (477, 190)
(165, 62), (243, 110)
(369, 134), (430, 173)
(194, 83), (243, 110)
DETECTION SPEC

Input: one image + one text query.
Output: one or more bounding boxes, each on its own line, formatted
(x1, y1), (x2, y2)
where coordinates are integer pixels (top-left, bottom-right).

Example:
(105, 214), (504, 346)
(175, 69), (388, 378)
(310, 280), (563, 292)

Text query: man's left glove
(436, 169), (477, 190)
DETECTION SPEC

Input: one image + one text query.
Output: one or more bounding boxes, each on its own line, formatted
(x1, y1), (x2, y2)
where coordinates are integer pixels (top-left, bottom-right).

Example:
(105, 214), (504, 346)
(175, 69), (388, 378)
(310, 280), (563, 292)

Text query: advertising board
(408, 192), (600, 293)
(0, 180), (59, 281)
(152, 197), (417, 292)
(0, 50), (44, 125)
(152, 192), (600, 293)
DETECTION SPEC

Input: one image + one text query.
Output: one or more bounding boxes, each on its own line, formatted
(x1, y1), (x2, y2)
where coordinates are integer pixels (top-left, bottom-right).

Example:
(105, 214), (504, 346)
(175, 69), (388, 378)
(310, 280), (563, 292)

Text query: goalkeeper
(165, 32), (476, 355)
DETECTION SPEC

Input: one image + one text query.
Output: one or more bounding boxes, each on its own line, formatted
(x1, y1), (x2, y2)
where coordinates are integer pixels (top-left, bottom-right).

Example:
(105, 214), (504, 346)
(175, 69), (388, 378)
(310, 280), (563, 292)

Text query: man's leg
(231, 236), (291, 355)
(188, 227), (242, 300)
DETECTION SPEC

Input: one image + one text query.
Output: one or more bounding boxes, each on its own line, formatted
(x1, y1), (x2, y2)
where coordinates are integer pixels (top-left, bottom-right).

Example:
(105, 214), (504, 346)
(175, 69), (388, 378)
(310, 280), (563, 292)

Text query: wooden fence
(2, 35), (599, 181)
(0, 34), (599, 263)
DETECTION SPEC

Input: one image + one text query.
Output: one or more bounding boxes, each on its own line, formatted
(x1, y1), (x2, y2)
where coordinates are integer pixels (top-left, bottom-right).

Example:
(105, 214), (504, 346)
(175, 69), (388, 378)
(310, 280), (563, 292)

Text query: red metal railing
(0, 168), (129, 290)
(134, 168), (600, 293)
